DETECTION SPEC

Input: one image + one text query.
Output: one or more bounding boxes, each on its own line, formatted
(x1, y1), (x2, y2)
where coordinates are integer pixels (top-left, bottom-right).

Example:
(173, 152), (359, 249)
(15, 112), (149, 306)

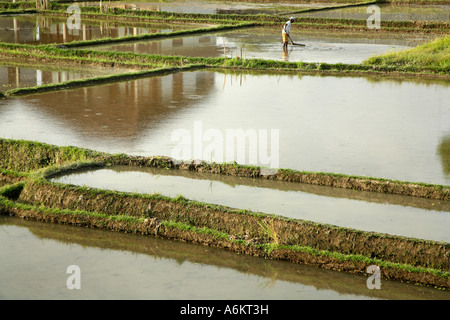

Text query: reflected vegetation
(0, 14), (201, 44)
(102, 165), (450, 212)
(51, 165), (450, 242)
(75, 0), (337, 15)
(297, 4), (450, 22)
(1, 70), (449, 185)
(438, 136), (450, 176)
(1, 0), (449, 302)
(0, 62), (129, 92)
(87, 27), (430, 64)
(4, 71), (215, 140)
(1, 215), (449, 300)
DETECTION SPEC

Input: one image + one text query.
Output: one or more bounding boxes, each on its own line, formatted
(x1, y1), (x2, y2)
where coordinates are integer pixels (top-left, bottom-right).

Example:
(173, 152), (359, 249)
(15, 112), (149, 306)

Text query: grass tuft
(364, 36), (450, 74)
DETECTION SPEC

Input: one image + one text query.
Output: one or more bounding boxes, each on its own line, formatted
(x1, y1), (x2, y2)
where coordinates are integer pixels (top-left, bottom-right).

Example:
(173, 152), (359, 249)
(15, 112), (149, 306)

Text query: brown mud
(0, 172), (26, 185)
(0, 52), (149, 71)
(17, 178), (450, 271)
(0, 141), (448, 289)
(109, 155), (450, 201)
(0, 139), (448, 200)
(1, 199), (449, 289)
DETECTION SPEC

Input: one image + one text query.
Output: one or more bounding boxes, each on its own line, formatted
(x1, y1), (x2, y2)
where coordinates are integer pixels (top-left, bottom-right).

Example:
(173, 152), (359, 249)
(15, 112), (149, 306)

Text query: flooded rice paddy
(87, 27), (432, 64)
(297, 4), (450, 22)
(1, 2), (449, 299)
(51, 165), (450, 242)
(1, 70), (449, 185)
(1, 215), (449, 300)
(0, 62), (130, 92)
(74, 0), (341, 15)
(74, 0), (450, 21)
(0, 14), (205, 44)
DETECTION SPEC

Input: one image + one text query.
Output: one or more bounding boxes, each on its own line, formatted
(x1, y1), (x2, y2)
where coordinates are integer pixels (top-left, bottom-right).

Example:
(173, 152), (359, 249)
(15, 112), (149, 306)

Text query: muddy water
(88, 27), (429, 64)
(1, 70), (448, 186)
(296, 4), (450, 22)
(50, 166), (450, 242)
(0, 63), (129, 92)
(1, 215), (449, 300)
(75, 0), (340, 15)
(0, 14), (202, 44)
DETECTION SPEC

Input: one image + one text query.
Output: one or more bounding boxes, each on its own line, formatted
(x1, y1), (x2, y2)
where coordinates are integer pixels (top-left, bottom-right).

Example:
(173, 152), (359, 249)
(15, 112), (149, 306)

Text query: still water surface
(89, 27), (428, 64)
(1, 215), (449, 299)
(0, 14), (203, 44)
(50, 166), (450, 242)
(0, 71), (448, 185)
(74, 0), (339, 15)
(296, 4), (450, 22)
(0, 63), (129, 92)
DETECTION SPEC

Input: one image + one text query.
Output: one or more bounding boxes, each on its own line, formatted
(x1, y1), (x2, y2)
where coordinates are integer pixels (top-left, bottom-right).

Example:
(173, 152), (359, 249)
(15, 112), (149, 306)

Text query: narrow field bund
(0, 6), (449, 79)
(0, 139), (449, 289)
(45, 4), (450, 33)
(47, 23), (256, 49)
(1, 194), (448, 289)
(2, 3), (448, 34)
(0, 64), (206, 97)
(0, 42), (449, 91)
(1, 2), (449, 290)
(1, 139), (449, 200)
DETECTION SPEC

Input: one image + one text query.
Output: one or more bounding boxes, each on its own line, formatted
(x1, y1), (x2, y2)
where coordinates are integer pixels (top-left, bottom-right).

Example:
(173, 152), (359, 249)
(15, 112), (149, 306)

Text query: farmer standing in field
(282, 17), (295, 49)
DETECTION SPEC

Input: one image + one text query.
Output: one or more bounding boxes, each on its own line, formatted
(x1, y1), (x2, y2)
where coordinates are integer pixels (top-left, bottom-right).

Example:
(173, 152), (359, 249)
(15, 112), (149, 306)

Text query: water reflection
(0, 71), (215, 143)
(438, 136), (450, 177)
(0, 63), (127, 92)
(89, 27), (430, 64)
(297, 4), (450, 22)
(1, 215), (449, 300)
(0, 71), (449, 185)
(0, 14), (196, 44)
(91, 165), (450, 212)
(51, 165), (450, 242)
(75, 0), (336, 15)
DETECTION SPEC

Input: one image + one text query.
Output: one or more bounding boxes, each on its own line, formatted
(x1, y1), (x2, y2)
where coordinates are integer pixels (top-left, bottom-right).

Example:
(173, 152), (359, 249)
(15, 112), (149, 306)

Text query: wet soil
(2, 196), (449, 289)
(16, 178), (450, 271)
(3, 214), (449, 299)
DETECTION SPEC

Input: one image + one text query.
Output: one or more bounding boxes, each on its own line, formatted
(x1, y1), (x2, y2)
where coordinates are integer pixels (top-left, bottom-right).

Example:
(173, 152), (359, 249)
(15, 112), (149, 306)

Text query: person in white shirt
(282, 17), (295, 49)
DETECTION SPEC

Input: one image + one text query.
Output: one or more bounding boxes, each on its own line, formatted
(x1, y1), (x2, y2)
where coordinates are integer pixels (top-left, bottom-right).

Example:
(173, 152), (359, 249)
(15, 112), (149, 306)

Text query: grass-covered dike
(364, 36), (450, 74)
(0, 2), (449, 291)
(0, 34), (448, 100)
(0, 139), (449, 290)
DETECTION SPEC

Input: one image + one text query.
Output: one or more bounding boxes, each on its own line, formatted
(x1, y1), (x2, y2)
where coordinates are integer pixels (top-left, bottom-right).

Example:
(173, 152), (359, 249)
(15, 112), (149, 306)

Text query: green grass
(0, 8), (37, 15)
(0, 138), (105, 172)
(364, 36), (450, 74)
(1, 138), (448, 195)
(0, 1), (35, 10)
(0, 168), (29, 178)
(2, 38), (448, 77)
(386, 0), (450, 3)
(0, 182), (25, 199)
(1, 193), (448, 282)
(1, 155), (448, 285)
(257, 220), (279, 244)
(0, 194), (146, 223)
(276, 244), (450, 278)
(60, 23), (255, 48)
(44, 4), (449, 31)
(162, 220), (231, 240)
(29, 161), (449, 250)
